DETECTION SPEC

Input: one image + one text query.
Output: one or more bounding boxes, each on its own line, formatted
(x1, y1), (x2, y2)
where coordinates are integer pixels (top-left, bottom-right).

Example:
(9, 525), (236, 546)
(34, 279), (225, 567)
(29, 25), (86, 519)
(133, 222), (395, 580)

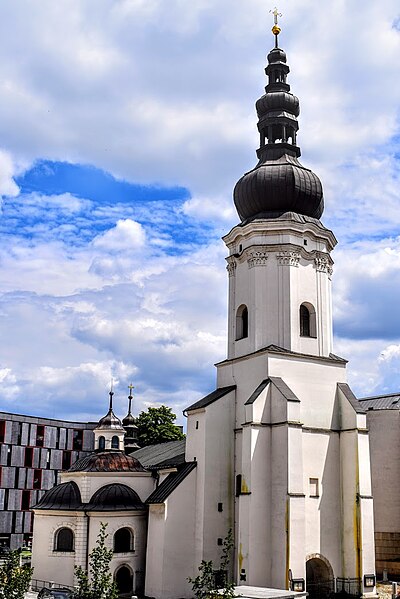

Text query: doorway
(115, 565), (133, 597)
(306, 556), (334, 599)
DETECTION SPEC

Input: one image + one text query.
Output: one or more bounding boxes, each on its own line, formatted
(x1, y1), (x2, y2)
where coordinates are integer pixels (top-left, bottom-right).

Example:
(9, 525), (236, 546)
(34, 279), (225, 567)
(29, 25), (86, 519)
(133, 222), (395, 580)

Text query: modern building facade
(358, 393), (400, 579)
(0, 411), (95, 549)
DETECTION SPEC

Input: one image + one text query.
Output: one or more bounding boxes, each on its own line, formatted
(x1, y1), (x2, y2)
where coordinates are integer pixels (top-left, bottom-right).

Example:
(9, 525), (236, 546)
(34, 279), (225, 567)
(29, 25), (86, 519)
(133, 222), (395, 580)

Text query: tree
(0, 549), (33, 599)
(136, 405), (185, 447)
(73, 523), (118, 599)
(188, 530), (235, 599)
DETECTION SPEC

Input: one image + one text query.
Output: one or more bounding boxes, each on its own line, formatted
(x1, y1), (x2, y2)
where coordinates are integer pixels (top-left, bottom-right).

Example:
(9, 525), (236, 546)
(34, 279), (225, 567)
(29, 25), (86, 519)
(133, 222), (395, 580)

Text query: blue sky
(0, 0), (400, 424)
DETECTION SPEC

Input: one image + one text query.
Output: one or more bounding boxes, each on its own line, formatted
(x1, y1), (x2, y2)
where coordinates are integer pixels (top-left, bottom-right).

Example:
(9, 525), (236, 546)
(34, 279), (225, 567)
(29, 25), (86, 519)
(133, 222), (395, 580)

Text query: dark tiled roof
(133, 440), (186, 469)
(245, 380), (270, 405)
(269, 377), (300, 402)
(359, 392), (400, 411)
(68, 451), (146, 473)
(245, 377), (300, 405)
(337, 383), (366, 414)
(33, 481), (82, 510)
(184, 386), (236, 413)
(86, 483), (146, 511)
(147, 462), (197, 504)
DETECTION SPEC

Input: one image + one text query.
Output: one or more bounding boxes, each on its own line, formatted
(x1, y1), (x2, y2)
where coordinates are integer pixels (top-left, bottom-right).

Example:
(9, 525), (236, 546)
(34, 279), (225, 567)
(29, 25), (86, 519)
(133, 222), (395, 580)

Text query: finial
(108, 378), (114, 411)
(127, 383), (134, 414)
(270, 7), (282, 48)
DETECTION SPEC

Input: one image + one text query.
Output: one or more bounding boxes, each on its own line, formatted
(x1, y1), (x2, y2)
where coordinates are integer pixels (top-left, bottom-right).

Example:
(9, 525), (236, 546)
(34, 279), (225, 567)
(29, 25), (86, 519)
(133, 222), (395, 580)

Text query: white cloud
(92, 219), (146, 251)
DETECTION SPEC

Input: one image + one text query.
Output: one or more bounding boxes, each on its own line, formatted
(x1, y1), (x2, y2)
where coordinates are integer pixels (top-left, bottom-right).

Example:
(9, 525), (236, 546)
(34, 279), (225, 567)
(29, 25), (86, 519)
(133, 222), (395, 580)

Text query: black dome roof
(233, 44), (324, 223)
(234, 156), (324, 222)
(34, 481), (82, 511)
(68, 451), (146, 473)
(87, 483), (146, 511)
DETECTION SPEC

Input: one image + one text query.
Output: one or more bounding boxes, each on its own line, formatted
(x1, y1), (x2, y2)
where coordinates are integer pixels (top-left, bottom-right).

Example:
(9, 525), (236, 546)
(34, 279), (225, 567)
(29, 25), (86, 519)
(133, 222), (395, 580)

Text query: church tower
(185, 12), (377, 599)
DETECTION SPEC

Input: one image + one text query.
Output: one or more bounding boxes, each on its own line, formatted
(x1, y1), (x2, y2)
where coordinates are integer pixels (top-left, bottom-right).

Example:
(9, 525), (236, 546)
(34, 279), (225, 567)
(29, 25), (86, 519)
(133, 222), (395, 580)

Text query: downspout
(85, 511), (90, 572)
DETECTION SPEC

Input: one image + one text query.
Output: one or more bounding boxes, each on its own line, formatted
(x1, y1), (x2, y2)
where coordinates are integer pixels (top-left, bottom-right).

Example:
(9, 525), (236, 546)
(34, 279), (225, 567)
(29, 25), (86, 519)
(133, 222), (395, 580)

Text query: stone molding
(247, 250), (268, 268)
(276, 251), (300, 267)
(314, 253), (334, 277)
(226, 257), (237, 277)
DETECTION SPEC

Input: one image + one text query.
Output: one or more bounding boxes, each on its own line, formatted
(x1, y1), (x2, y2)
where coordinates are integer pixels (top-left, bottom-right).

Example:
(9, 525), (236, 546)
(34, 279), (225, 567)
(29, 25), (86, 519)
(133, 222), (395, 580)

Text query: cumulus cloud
(0, 1), (400, 422)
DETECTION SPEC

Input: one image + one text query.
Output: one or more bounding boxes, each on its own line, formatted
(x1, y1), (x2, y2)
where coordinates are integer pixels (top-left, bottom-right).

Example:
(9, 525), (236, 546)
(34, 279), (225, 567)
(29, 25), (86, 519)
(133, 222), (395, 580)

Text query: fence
(335, 577), (362, 598)
(30, 578), (75, 592)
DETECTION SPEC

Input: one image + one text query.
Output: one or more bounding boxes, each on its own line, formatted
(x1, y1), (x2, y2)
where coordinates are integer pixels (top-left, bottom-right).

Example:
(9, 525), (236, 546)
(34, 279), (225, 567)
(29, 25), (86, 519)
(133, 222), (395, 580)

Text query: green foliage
(136, 405), (185, 447)
(73, 523), (118, 599)
(188, 530), (235, 599)
(0, 549), (33, 599)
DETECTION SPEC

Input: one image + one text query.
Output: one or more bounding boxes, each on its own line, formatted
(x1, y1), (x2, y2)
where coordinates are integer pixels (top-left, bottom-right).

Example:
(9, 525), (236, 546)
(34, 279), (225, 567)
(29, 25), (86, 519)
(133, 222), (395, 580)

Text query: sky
(0, 0), (400, 425)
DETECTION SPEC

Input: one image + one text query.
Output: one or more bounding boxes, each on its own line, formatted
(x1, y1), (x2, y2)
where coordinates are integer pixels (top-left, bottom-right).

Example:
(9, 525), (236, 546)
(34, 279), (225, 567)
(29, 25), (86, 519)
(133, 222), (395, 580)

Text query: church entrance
(306, 556), (334, 599)
(115, 565), (133, 597)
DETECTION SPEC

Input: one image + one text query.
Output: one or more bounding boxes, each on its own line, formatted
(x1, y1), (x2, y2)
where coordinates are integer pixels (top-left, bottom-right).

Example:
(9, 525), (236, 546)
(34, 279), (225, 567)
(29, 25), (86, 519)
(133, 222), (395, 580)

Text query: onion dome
(86, 483), (146, 511)
(123, 387), (140, 450)
(97, 390), (124, 430)
(233, 25), (323, 222)
(33, 481), (82, 510)
(67, 450), (146, 473)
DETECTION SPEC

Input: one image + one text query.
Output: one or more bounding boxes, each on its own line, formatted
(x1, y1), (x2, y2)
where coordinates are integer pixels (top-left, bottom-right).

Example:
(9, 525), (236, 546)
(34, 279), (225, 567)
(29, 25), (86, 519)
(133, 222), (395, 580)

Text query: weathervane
(270, 7), (282, 48)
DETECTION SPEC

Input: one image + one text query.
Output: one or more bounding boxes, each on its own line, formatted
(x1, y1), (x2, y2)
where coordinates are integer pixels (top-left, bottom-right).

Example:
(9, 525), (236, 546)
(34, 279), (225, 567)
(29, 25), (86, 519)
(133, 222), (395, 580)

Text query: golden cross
(270, 7), (282, 25)
(128, 383), (135, 396)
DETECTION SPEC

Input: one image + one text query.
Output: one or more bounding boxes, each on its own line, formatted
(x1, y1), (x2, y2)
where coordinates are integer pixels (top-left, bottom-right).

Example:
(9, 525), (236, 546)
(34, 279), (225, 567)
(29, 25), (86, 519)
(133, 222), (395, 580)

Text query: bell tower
(224, 18), (336, 360)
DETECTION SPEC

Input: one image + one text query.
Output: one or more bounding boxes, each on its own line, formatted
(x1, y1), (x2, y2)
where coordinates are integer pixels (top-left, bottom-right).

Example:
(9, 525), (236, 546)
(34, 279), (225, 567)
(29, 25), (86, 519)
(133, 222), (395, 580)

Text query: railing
(307, 577), (335, 599)
(335, 577), (362, 598)
(30, 579), (75, 592)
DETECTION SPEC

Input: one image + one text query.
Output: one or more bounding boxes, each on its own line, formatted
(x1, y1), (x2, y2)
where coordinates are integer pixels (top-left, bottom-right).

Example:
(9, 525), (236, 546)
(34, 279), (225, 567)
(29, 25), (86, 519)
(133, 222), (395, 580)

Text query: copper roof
(68, 451), (146, 473)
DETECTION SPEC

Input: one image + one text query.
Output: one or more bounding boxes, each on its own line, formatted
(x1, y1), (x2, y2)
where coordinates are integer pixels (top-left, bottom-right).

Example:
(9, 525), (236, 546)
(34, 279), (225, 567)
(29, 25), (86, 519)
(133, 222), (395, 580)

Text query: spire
(123, 383), (140, 451)
(270, 7), (282, 48)
(233, 14), (324, 223)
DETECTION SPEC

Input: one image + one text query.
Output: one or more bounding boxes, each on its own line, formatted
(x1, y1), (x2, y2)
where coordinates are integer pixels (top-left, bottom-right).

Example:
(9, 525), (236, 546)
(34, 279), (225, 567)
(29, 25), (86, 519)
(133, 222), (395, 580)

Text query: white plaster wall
(31, 512), (78, 587)
(145, 467), (197, 599)
(366, 410), (400, 532)
(302, 431), (341, 576)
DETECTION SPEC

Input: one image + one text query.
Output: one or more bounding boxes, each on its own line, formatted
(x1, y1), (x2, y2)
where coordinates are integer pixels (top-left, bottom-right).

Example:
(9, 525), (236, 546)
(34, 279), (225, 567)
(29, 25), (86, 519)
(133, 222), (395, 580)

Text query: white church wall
(145, 468), (197, 599)
(31, 512), (78, 588)
(302, 431), (341, 576)
(268, 355), (345, 429)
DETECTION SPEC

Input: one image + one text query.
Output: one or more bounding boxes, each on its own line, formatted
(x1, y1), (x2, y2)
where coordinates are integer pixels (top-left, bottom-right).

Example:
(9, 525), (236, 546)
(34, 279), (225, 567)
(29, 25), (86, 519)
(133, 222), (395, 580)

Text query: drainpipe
(85, 512), (90, 572)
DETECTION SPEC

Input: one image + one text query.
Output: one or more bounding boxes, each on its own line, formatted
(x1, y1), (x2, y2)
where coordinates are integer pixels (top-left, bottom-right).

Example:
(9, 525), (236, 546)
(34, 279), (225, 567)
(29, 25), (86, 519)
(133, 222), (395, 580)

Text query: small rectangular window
(218, 502), (223, 512)
(235, 474), (242, 497)
(24, 447), (33, 468)
(36, 425), (45, 447)
(0, 420), (6, 443)
(62, 451), (72, 471)
(195, 421), (199, 430)
(72, 430), (83, 451)
(217, 538), (223, 546)
(309, 477), (319, 497)
(33, 469), (42, 489)
(21, 490), (31, 511)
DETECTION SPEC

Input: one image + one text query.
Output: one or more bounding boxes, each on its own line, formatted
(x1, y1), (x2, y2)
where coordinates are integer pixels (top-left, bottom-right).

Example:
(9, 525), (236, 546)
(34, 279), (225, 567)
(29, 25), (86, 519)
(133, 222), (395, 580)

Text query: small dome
(97, 409), (124, 430)
(34, 481), (82, 511)
(256, 91), (300, 118)
(122, 413), (136, 427)
(86, 483), (146, 511)
(234, 157), (324, 222)
(68, 451), (146, 473)
(268, 47), (287, 64)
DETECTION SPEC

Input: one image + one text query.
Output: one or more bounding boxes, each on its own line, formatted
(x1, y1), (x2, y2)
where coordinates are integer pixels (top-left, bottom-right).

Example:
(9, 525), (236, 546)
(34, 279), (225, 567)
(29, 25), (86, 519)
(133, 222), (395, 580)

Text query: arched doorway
(306, 556), (334, 599)
(115, 565), (133, 597)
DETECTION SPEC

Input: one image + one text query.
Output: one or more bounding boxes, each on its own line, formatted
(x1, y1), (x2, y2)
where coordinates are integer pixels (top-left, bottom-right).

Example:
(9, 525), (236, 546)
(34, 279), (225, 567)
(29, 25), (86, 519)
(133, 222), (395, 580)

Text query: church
(31, 17), (377, 599)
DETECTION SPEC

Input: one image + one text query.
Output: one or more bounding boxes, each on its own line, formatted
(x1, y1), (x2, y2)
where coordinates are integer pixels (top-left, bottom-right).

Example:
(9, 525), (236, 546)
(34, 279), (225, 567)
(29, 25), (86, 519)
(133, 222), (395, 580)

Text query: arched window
(236, 305), (248, 340)
(98, 436), (105, 451)
(115, 565), (134, 595)
(114, 528), (134, 553)
(54, 527), (74, 552)
(300, 303), (317, 338)
(111, 436), (120, 449)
